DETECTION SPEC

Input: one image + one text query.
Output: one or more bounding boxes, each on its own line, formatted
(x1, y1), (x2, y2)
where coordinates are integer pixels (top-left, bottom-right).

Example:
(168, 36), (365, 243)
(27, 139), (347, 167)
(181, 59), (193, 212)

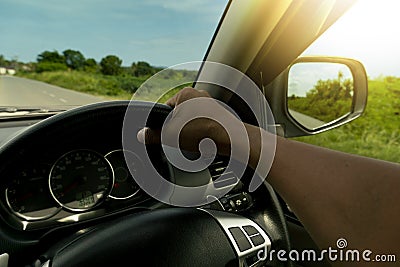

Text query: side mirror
(266, 56), (368, 137)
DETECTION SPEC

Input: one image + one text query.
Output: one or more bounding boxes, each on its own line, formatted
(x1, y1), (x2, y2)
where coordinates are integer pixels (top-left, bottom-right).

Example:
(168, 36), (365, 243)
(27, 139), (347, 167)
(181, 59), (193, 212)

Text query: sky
(1, 0), (400, 77)
(303, 0), (400, 78)
(0, 0), (228, 67)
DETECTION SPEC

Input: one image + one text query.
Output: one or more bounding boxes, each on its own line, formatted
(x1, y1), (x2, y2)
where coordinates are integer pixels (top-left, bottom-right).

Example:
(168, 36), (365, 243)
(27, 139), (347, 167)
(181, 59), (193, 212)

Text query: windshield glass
(0, 0), (227, 110)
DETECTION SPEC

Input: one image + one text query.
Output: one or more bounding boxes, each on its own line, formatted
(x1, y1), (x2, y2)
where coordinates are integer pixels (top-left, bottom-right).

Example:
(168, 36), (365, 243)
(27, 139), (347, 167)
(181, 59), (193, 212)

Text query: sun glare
(304, 0), (400, 77)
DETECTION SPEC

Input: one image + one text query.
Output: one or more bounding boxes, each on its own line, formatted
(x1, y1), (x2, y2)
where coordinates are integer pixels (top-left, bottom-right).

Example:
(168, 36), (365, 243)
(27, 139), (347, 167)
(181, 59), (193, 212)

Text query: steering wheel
(0, 101), (292, 267)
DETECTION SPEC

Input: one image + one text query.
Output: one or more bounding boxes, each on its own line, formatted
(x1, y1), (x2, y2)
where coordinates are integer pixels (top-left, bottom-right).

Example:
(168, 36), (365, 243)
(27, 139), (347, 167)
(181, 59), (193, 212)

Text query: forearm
(267, 134), (400, 253)
(241, 123), (400, 254)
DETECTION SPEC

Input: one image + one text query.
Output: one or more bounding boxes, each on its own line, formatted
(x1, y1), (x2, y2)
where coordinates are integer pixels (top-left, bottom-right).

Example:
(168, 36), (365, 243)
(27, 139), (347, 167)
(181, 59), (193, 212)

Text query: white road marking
(49, 94), (55, 98)
(59, 98), (67, 103)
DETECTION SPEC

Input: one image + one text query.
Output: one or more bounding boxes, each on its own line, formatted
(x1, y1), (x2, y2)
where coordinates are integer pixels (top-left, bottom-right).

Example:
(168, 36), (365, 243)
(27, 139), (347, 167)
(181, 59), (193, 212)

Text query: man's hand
(137, 87), (234, 156)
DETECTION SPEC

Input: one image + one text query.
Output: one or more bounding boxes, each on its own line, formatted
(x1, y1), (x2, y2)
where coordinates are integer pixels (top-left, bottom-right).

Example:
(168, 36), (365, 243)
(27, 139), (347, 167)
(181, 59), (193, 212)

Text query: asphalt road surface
(0, 76), (104, 107)
(289, 109), (326, 129)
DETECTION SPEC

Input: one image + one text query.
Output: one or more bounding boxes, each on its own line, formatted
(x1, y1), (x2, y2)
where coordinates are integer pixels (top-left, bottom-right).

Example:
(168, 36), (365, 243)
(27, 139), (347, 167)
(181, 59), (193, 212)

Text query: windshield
(0, 0), (227, 110)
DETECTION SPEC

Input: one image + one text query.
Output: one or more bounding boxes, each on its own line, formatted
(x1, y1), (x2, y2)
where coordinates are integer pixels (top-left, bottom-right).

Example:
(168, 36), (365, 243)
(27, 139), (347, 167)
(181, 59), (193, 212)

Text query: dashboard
(0, 104), (253, 233)
(0, 104), (174, 232)
(1, 145), (162, 231)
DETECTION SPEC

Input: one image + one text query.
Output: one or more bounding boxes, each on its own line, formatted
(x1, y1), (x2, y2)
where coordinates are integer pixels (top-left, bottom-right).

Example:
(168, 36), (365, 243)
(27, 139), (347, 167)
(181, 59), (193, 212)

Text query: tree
(84, 58), (98, 72)
(0, 55), (6, 67)
(306, 72), (353, 103)
(63, 49), (85, 70)
(131, 61), (154, 76)
(100, 55), (122, 75)
(37, 50), (65, 64)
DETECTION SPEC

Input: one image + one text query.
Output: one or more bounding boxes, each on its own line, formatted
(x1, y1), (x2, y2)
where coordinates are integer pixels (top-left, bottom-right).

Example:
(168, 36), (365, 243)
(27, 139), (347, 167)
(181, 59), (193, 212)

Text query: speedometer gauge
(49, 150), (114, 211)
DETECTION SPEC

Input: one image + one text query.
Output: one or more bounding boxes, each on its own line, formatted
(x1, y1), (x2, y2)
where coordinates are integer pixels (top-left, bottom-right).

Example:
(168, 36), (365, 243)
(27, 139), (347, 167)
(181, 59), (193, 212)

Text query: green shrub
(35, 62), (68, 73)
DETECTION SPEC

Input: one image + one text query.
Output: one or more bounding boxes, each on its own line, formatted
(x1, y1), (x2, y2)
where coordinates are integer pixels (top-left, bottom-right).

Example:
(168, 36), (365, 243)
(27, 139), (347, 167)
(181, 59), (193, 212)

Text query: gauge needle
(17, 192), (33, 202)
(62, 181), (79, 195)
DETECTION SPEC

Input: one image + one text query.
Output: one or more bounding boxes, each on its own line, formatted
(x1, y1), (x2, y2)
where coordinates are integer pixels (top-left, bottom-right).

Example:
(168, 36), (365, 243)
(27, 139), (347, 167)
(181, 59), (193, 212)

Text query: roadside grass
(293, 77), (400, 163)
(18, 70), (196, 102)
(18, 71), (143, 100)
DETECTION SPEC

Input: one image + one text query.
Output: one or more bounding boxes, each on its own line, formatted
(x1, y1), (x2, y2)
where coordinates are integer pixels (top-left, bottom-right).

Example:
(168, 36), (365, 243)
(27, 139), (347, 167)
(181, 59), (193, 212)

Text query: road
(289, 109), (326, 129)
(0, 76), (104, 107)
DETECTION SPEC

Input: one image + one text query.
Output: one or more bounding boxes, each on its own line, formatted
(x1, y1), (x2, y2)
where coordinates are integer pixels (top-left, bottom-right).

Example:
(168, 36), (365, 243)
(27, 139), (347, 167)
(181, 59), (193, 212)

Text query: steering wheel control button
(245, 251), (262, 267)
(250, 234), (265, 246)
(200, 209), (272, 267)
(221, 192), (253, 212)
(243, 225), (259, 236)
(228, 227), (252, 252)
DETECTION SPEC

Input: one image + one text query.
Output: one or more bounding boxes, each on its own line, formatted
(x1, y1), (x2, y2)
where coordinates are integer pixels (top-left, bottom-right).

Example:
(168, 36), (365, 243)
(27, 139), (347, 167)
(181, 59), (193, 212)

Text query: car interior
(0, 0), (372, 266)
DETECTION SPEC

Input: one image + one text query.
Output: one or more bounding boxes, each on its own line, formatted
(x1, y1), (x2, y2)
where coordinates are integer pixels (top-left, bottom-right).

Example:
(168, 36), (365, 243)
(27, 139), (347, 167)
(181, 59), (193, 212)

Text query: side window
(289, 1), (400, 164)
(291, 76), (400, 164)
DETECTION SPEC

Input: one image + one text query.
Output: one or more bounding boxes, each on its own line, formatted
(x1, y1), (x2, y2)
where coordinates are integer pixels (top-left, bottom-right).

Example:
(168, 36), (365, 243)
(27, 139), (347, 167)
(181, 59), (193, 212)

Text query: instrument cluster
(3, 148), (152, 230)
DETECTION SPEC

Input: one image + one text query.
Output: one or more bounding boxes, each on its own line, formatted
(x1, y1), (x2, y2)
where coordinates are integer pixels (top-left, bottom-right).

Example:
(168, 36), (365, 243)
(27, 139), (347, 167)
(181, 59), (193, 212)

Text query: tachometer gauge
(105, 150), (141, 200)
(49, 150), (114, 212)
(6, 165), (60, 220)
